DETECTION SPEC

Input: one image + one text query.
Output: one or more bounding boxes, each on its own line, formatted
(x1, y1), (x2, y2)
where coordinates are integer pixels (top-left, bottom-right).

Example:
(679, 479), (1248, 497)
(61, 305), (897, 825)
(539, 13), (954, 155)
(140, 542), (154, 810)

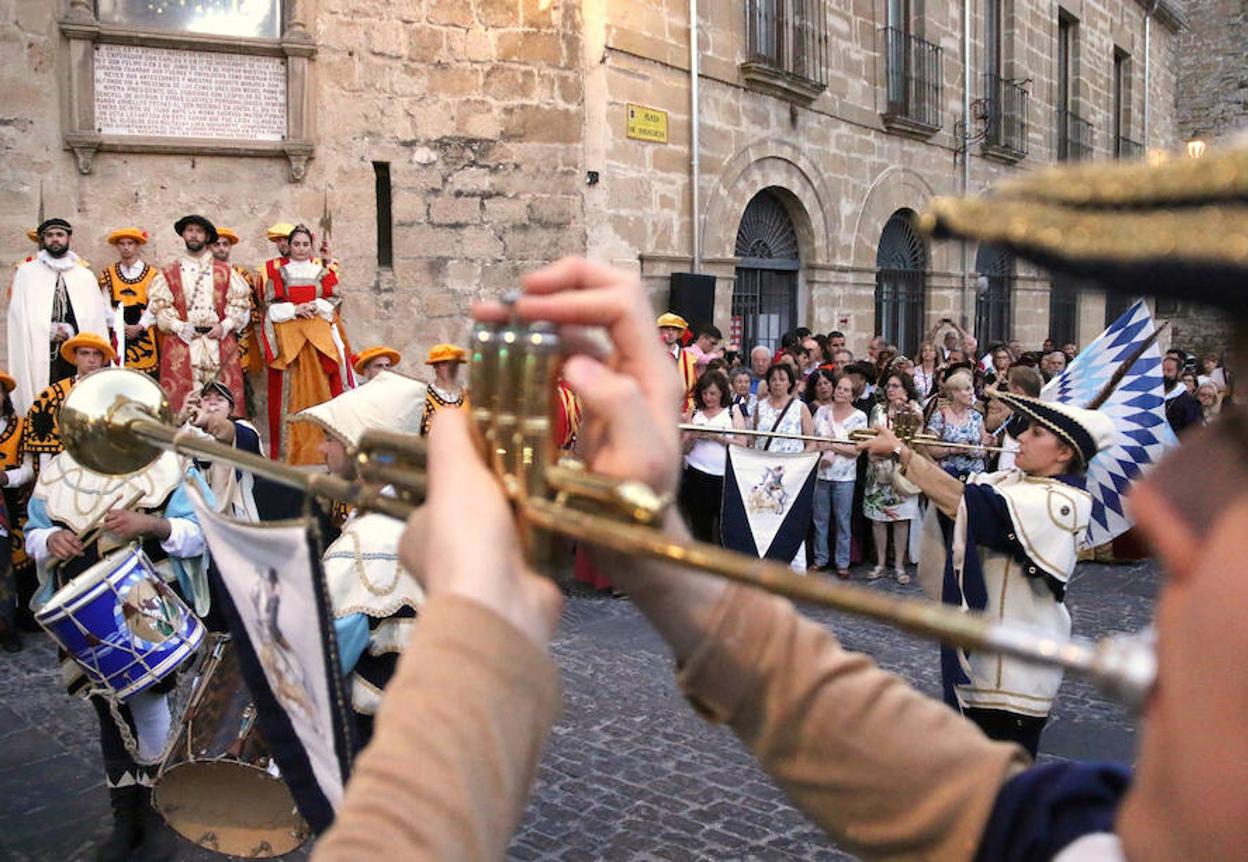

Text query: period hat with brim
(990, 391), (1117, 469)
(60, 332), (116, 364)
(173, 215), (219, 245)
(844, 361), (878, 385)
(216, 227), (241, 245)
(25, 228), (38, 244)
(656, 312), (689, 330)
(37, 218), (72, 237)
(921, 144), (1248, 318)
(0, 372), (15, 394)
(200, 380), (235, 406)
(292, 370), (427, 448)
(266, 222), (295, 242)
(107, 227), (148, 246)
(353, 346), (401, 375)
(425, 344), (466, 365)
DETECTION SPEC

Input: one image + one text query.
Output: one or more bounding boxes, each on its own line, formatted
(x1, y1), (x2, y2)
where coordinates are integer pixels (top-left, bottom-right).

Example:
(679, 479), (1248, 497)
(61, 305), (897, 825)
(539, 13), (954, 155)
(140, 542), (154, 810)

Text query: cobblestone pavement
(0, 559), (1157, 861)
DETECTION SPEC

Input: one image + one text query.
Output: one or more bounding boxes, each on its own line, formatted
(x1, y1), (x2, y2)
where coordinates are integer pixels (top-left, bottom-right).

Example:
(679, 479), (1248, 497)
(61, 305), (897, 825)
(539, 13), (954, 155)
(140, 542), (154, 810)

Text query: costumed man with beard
(97, 227), (159, 376)
(7, 218), (110, 413)
(353, 346), (401, 383)
(210, 227), (265, 416)
(419, 344), (470, 437)
(657, 312), (697, 411)
(148, 215), (251, 416)
(290, 370), (428, 744)
(24, 337), (210, 861)
(1162, 353), (1203, 436)
(879, 392), (1115, 757)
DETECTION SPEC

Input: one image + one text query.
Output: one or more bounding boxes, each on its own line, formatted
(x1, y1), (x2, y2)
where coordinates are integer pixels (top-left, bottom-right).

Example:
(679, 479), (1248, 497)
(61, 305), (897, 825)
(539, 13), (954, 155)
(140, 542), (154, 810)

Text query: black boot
(133, 787), (180, 862)
(0, 619), (21, 653)
(96, 785), (143, 862)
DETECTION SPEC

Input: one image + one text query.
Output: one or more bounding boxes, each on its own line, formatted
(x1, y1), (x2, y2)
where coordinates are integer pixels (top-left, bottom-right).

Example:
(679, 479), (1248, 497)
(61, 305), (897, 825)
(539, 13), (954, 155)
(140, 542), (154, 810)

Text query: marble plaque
(94, 43), (287, 141)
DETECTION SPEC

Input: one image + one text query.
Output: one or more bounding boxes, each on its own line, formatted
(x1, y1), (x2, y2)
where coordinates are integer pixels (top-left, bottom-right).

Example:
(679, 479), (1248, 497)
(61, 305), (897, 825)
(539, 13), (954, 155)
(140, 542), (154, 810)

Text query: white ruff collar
(38, 250), (79, 272)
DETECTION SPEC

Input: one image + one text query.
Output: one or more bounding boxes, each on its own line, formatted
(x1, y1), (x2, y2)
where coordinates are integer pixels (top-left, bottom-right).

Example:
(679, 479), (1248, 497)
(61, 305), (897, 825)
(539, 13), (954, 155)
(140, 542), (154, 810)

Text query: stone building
(1161, 0), (1248, 358)
(1, 0), (1185, 381)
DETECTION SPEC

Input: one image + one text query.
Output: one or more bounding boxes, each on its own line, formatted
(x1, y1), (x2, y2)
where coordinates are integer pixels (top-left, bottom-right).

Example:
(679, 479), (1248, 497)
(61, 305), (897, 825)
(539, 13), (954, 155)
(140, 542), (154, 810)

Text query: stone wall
(0, 0), (586, 379)
(588, 0), (1181, 355)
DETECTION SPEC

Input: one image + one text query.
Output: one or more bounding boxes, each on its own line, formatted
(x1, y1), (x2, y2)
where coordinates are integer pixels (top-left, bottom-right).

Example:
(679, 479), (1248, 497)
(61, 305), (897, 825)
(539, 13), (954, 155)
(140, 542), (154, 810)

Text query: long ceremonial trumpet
(677, 423), (1010, 454)
(59, 363), (1155, 711)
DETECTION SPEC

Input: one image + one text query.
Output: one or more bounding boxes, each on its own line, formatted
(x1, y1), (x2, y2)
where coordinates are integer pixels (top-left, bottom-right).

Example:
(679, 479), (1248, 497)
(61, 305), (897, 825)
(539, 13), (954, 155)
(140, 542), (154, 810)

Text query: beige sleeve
(224, 269), (252, 332)
(313, 594), (562, 862)
(677, 585), (1028, 862)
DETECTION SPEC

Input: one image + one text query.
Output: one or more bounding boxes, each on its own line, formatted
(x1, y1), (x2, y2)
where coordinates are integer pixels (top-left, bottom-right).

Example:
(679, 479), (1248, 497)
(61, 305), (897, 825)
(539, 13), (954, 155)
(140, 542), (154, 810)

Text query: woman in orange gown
(261, 225), (355, 463)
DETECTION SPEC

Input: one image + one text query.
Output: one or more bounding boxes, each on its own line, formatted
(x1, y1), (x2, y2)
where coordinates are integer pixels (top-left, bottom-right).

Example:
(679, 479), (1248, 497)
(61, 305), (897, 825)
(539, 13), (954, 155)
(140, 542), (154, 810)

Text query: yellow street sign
(626, 103), (668, 144)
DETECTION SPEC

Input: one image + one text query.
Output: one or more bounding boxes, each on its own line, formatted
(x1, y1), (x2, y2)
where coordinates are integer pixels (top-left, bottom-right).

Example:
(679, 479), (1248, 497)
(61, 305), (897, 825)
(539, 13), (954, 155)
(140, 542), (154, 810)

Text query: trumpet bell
(61, 369), (173, 475)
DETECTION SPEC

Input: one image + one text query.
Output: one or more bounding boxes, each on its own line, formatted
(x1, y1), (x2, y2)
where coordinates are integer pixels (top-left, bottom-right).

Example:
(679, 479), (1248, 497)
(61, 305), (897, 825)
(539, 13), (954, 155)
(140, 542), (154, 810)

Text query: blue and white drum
(36, 547), (205, 700)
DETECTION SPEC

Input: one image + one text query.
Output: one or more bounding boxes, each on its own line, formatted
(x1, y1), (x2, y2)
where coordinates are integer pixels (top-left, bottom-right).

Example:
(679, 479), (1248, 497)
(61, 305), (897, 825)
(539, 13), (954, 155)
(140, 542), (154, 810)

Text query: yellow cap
(106, 227), (149, 245)
(353, 346), (402, 374)
(217, 227), (241, 245)
(656, 312), (688, 330)
(60, 332), (117, 364)
(266, 222), (296, 241)
(425, 344), (467, 365)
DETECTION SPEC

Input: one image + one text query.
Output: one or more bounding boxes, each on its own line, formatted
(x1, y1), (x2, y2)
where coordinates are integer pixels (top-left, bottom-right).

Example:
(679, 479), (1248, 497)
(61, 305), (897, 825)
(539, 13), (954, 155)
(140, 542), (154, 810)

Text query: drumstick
(52, 487), (148, 570)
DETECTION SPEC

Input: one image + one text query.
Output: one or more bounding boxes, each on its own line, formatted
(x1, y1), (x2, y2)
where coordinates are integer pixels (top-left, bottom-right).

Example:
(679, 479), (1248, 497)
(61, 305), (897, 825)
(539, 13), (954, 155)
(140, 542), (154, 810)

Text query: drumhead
(153, 761), (309, 857)
(37, 548), (139, 616)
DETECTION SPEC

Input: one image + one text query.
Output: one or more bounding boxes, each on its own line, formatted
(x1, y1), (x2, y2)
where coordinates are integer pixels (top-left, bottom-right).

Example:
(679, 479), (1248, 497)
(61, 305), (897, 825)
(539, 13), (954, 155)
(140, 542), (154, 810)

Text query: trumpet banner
(187, 485), (354, 834)
(721, 445), (820, 561)
(1041, 299), (1177, 548)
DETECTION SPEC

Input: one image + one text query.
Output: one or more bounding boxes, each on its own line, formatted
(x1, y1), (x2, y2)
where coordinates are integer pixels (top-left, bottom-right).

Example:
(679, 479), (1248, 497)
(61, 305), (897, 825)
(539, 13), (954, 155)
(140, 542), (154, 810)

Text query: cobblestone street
(0, 559), (1157, 861)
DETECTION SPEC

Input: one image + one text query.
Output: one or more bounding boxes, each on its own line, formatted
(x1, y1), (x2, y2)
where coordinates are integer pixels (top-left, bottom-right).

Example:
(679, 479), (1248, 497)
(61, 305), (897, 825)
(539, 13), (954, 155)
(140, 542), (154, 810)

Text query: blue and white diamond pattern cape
(1041, 300), (1176, 549)
(721, 445), (820, 570)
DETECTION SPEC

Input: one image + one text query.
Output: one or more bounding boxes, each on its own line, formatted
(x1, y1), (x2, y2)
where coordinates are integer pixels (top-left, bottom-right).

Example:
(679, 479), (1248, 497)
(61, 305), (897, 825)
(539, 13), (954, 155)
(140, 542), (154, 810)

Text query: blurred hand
(102, 509), (164, 541)
(47, 529), (84, 561)
(857, 425), (901, 458)
(475, 257), (683, 499)
(399, 409), (562, 648)
(124, 323), (144, 340)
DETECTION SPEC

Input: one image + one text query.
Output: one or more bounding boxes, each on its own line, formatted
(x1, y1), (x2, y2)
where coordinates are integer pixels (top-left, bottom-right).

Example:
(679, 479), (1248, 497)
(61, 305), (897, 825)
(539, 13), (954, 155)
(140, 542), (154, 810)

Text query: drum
(153, 635), (309, 857)
(35, 546), (205, 700)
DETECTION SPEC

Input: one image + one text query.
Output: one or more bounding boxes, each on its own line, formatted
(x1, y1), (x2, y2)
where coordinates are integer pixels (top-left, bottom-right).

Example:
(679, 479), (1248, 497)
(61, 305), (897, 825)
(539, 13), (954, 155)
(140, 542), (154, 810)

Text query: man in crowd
(97, 227), (158, 375)
(420, 344), (470, 437)
(827, 330), (846, 355)
(7, 219), (109, 413)
(685, 324), (724, 375)
(354, 346), (402, 382)
(147, 215), (251, 415)
(657, 312), (696, 409)
(748, 345), (771, 395)
(210, 227), (265, 383)
(1040, 349), (1067, 381)
(1162, 353), (1203, 435)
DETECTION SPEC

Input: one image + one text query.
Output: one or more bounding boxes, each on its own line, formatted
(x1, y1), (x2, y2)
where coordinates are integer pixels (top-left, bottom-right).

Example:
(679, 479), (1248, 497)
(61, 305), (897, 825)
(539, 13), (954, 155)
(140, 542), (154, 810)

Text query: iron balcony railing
(881, 27), (942, 132)
(1115, 135), (1144, 159)
(745, 0), (829, 88)
(1058, 109), (1094, 161)
(982, 73), (1028, 157)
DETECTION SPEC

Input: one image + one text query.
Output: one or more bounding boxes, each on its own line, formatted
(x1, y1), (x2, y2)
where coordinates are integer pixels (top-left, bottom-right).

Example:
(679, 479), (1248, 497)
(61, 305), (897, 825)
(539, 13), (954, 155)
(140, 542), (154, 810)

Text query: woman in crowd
(811, 374), (868, 578)
(1196, 381), (1222, 424)
(728, 367), (755, 420)
(863, 370), (923, 583)
(912, 341), (940, 403)
(924, 369), (991, 479)
(983, 344), (1014, 389)
(752, 364), (814, 454)
(678, 371), (745, 544)
(804, 367), (837, 411)
(262, 224), (355, 463)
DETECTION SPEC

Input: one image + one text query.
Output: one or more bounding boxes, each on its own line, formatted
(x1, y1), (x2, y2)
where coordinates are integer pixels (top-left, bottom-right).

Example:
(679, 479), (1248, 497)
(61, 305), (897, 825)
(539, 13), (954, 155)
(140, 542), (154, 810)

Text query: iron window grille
(744, 0), (829, 99)
(880, 27), (942, 134)
(982, 73), (1028, 158)
(1115, 135), (1144, 159)
(1058, 109), (1094, 161)
(875, 210), (928, 356)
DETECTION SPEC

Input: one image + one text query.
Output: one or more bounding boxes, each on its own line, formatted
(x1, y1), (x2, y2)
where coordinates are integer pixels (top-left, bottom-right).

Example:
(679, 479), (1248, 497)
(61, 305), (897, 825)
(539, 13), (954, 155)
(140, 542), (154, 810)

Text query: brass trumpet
(59, 341), (1155, 711)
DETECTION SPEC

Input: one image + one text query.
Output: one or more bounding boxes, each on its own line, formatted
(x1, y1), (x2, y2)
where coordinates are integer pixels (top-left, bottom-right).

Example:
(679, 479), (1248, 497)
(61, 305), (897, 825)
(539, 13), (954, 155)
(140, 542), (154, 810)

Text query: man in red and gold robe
(148, 215), (251, 416)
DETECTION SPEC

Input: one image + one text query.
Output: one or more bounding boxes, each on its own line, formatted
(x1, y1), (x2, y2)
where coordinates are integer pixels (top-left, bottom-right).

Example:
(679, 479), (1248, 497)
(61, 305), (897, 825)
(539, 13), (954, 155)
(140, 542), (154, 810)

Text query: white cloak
(7, 255), (109, 413)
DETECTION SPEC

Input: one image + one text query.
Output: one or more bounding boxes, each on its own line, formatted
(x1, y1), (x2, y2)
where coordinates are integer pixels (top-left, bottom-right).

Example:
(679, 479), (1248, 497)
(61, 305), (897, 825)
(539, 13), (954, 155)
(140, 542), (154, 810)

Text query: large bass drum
(153, 635), (309, 857)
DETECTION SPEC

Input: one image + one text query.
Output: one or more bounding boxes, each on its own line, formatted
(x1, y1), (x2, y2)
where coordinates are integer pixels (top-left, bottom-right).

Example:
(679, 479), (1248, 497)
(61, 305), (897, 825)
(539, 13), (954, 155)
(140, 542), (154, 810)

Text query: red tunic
(157, 260), (245, 416)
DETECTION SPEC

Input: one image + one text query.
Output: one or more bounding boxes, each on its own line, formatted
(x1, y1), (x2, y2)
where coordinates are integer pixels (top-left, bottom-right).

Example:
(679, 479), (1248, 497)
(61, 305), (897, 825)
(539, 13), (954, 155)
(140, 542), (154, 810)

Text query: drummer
(291, 369), (428, 744)
(24, 354), (211, 860)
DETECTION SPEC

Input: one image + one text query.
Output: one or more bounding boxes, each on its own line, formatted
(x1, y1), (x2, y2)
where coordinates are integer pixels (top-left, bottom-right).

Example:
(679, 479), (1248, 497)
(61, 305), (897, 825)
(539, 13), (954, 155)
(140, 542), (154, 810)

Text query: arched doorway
(875, 209), (926, 355)
(733, 190), (800, 353)
(974, 244), (1014, 346)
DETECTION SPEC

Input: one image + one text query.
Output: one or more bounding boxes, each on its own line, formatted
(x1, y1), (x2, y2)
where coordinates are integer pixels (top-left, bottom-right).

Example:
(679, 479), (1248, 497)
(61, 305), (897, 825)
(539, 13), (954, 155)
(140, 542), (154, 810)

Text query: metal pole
(961, 0), (972, 333)
(690, 0), (701, 273)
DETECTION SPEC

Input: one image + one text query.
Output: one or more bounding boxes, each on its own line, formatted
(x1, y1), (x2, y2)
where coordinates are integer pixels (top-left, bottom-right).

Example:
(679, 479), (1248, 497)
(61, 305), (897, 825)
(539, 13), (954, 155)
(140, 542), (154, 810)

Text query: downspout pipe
(961, 0), (972, 331)
(1143, 0), (1158, 148)
(690, 0), (701, 273)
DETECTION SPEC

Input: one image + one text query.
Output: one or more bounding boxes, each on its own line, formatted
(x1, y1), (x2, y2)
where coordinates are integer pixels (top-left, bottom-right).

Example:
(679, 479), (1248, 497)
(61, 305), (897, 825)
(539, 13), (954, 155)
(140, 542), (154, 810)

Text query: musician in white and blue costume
(869, 392), (1116, 756)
